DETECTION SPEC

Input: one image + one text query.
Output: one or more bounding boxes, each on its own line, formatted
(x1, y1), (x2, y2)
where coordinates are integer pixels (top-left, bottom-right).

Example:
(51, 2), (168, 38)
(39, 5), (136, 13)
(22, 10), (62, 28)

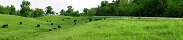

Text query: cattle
(74, 20), (77, 22)
(74, 23), (76, 25)
(51, 23), (53, 25)
(89, 19), (92, 22)
(47, 21), (49, 22)
(20, 22), (22, 25)
(86, 21), (88, 23)
(36, 24), (40, 27)
(104, 18), (106, 19)
(58, 25), (61, 28)
(68, 18), (70, 19)
(48, 29), (52, 31)
(53, 28), (56, 30)
(62, 19), (64, 21)
(1, 24), (8, 28)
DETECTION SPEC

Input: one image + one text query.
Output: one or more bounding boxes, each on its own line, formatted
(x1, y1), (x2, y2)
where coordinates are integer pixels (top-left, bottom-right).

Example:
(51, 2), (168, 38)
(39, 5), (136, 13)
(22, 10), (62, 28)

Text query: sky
(0, 0), (113, 13)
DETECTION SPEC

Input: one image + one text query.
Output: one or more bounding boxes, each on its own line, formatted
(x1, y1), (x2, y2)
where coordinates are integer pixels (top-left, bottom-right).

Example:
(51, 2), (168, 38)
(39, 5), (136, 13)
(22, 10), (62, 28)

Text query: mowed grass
(32, 18), (183, 40)
(1, 14), (183, 40)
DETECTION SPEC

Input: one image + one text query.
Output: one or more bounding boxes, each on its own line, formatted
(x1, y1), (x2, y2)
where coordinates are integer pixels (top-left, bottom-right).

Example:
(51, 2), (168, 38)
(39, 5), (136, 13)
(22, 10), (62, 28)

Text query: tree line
(0, 0), (183, 18)
(95, 0), (183, 17)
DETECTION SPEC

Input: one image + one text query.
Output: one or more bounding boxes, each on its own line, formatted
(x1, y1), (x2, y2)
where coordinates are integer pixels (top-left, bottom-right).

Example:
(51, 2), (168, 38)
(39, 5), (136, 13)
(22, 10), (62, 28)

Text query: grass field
(1, 14), (183, 40)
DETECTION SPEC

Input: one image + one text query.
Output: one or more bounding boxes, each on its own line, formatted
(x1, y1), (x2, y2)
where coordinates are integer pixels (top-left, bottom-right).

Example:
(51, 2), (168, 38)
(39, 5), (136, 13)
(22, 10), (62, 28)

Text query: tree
(20, 0), (31, 17)
(59, 9), (65, 15)
(65, 6), (74, 16)
(87, 8), (96, 17)
(45, 6), (54, 15)
(32, 8), (45, 18)
(83, 8), (89, 16)
(72, 10), (80, 16)
(9, 5), (16, 15)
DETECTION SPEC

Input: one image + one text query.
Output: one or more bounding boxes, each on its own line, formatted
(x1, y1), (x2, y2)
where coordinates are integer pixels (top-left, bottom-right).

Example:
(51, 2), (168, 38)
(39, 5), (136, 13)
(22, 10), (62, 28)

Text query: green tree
(59, 9), (66, 15)
(83, 8), (89, 16)
(9, 5), (16, 15)
(32, 8), (45, 18)
(45, 6), (54, 15)
(20, 0), (31, 17)
(87, 8), (96, 17)
(66, 6), (74, 16)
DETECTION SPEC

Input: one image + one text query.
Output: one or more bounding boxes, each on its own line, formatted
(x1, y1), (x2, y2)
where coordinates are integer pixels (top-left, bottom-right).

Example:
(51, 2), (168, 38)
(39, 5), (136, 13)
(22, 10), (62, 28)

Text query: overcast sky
(0, 0), (113, 13)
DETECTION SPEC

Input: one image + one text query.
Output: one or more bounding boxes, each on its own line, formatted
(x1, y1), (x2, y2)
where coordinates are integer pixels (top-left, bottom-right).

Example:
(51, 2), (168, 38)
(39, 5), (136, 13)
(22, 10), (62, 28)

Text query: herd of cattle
(1, 17), (106, 32)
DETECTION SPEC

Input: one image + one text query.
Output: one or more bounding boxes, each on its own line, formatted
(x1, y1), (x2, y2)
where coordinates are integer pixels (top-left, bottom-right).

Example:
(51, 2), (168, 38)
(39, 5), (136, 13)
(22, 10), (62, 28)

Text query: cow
(74, 23), (76, 25)
(36, 24), (40, 27)
(74, 20), (77, 22)
(51, 23), (53, 25)
(89, 19), (92, 22)
(58, 25), (61, 28)
(20, 22), (22, 25)
(1, 24), (8, 28)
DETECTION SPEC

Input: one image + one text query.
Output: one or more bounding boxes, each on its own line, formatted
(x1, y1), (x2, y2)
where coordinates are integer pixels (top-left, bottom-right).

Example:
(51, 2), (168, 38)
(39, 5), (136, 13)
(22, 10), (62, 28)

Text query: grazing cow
(86, 21), (88, 23)
(51, 23), (53, 25)
(62, 19), (64, 21)
(74, 23), (76, 25)
(20, 22), (22, 25)
(74, 20), (77, 22)
(89, 19), (92, 22)
(53, 28), (56, 30)
(36, 24), (40, 27)
(1, 24), (8, 28)
(48, 29), (52, 31)
(47, 21), (49, 22)
(104, 18), (106, 19)
(68, 18), (70, 19)
(58, 25), (61, 28)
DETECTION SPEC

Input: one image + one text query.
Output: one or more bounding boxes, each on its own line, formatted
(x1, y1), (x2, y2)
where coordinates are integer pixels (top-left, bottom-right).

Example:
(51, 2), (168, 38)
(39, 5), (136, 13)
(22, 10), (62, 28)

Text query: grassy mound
(32, 19), (183, 40)
(0, 14), (94, 40)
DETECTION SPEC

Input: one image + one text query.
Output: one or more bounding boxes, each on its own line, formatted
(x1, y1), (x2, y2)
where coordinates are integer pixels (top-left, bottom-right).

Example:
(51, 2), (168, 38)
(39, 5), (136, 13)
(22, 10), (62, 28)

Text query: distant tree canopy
(32, 8), (45, 18)
(45, 6), (55, 15)
(94, 0), (183, 17)
(20, 0), (31, 17)
(0, 0), (183, 18)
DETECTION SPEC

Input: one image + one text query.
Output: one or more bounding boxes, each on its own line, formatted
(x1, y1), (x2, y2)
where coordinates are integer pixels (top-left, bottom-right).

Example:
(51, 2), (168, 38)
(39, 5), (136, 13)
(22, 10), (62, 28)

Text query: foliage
(20, 0), (31, 17)
(45, 6), (54, 15)
(32, 8), (45, 18)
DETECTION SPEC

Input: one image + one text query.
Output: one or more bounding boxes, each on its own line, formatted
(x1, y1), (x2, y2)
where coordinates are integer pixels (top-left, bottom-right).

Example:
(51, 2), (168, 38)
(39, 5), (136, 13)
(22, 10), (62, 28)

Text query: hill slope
(32, 19), (183, 40)
(0, 14), (92, 40)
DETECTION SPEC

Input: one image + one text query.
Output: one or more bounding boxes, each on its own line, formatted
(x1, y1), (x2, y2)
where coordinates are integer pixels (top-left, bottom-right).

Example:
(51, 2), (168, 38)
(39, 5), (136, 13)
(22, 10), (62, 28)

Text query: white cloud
(0, 0), (113, 13)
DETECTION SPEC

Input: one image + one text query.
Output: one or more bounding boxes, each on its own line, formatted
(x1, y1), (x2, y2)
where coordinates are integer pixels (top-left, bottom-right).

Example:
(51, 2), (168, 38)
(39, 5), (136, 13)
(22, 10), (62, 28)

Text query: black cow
(53, 28), (56, 30)
(62, 19), (64, 21)
(104, 18), (106, 19)
(86, 21), (88, 23)
(89, 19), (92, 22)
(1, 24), (8, 28)
(51, 23), (53, 25)
(74, 23), (76, 25)
(74, 20), (77, 22)
(20, 22), (22, 25)
(58, 25), (61, 28)
(36, 24), (40, 27)
(68, 18), (70, 19)
(48, 29), (52, 31)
